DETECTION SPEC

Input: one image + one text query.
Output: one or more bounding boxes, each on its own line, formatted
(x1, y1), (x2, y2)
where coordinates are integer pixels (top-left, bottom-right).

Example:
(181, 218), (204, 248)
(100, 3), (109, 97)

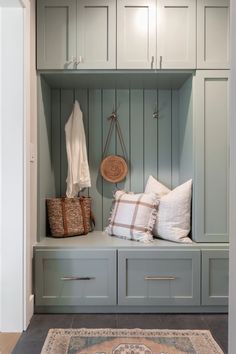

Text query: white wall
(0, 0), (36, 332)
(229, 0), (236, 352)
(0, 5), (25, 332)
(26, 0), (37, 326)
(0, 5), (2, 332)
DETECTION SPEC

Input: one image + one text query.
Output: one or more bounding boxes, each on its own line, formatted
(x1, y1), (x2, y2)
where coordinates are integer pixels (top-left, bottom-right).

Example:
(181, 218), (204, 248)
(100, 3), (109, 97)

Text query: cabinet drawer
(34, 249), (116, 306)
(118, 250), (200, 306)
(202, 250), (229, 306)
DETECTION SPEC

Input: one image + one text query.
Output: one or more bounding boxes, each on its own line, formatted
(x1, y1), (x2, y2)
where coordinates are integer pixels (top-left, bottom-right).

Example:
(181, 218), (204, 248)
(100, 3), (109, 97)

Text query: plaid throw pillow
(106, 190), (159, 243)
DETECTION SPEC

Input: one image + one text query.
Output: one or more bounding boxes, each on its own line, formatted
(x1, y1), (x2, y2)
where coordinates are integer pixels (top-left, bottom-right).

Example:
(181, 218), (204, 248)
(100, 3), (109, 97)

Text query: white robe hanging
(65, 100), (91, 197)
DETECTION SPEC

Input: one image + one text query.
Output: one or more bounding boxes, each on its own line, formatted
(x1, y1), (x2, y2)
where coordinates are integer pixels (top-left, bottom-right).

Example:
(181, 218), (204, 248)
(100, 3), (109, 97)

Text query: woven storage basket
(46, 196), (93, 237)
(100, 155), (128, 183)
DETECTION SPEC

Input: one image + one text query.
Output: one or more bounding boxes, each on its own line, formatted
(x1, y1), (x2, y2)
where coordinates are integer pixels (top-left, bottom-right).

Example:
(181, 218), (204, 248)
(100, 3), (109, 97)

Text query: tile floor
(12, 313), (228, 354)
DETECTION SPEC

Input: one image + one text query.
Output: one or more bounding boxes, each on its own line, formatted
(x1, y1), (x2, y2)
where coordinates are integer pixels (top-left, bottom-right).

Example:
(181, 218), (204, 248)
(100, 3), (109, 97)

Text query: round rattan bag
(100, 112), (128, 183)
(100, 155), (128, 183)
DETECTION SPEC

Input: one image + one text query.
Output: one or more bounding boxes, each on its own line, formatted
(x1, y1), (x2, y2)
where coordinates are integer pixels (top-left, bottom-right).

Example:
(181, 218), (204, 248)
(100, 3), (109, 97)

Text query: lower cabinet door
(202, 250), (229, 306)
(118, 249), (201, 306)
(34, 249), (116, 306)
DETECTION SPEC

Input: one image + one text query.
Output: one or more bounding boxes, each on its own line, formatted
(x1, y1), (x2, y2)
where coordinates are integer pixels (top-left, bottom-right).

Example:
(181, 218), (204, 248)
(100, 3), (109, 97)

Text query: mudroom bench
(34, 232), (228, 314)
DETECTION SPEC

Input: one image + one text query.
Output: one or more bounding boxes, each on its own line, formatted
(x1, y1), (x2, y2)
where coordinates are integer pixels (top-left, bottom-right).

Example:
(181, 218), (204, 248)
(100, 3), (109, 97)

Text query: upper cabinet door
(77, 0), (116, 69)
(157, 0), (196, 69)
(197, 0), (230, 69)
(37, 0), (76, 70)
(117, 0), (156, 69)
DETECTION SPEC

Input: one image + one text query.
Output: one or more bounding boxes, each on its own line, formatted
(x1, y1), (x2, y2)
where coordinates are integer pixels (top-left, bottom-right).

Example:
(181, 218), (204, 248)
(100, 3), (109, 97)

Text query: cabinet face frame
(34, 249), (117, 306)
(117, 0), (156, 69)
(157, 0), (196, 69)
(37, 0), (77, 70)
(76, 0), (116, 69)
(202, 250), (229, 305)
(197, 0), (230, 69)
(193, 70), (229, 242)
(118, 249), (201, 306)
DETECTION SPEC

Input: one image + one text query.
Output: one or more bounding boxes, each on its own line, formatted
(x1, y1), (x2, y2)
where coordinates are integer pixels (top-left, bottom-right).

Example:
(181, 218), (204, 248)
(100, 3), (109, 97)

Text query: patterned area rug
(40, 328), (223, 354)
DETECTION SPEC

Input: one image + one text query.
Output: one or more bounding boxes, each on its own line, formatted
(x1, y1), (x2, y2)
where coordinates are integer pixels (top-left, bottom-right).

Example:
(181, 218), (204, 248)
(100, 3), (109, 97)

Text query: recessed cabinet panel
(37, 0), (76, 69)
(157, 0), (196, 69)
(117, 0), (156, 69)
(197, 0), (229, 68)
(194, 71), (229, 242)
(35, 250), (117, 306)
(118, 250), (201, 306)
(77, 0), (116, 69)
(202, 250), (229, 305)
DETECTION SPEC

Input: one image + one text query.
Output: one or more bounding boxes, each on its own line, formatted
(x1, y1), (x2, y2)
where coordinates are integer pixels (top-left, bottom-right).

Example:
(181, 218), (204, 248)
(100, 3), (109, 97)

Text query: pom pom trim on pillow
(106, 190), (159, 243)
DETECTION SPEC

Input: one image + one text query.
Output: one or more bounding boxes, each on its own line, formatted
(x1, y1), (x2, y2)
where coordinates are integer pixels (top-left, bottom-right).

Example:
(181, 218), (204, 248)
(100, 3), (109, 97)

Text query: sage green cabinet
(202, 250), (229, 305)
(118, 249), (201, 306)
(197, 0), (230, 69)
(193, 70), (229, 242)
(37, 0), (77, 69)
(34, 249), (117, 306)
(76, 0), (116, 69)
(37, 0), (116, 69)
(117, 0), (156, 69)
(117, 0), (196, 69)
(157, 0), (196, 69)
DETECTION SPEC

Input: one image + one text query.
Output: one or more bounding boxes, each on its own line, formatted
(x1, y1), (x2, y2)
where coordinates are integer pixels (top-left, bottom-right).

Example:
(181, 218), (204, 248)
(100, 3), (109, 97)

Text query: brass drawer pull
(144, 276), (176, 281)
(61, 276), (95, 281)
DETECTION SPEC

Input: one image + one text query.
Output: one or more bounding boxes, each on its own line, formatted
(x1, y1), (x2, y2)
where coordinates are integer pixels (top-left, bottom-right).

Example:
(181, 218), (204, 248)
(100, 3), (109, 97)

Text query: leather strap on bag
(79, 197), (88, 235)
(102, 111), (128, 160)
(61, 197), (69, 237)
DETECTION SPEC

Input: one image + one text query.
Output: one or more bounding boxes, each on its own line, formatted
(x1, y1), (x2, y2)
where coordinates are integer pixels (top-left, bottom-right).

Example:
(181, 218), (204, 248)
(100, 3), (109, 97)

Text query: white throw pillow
(106, 190), (159, 243)
(145, 176), (192, 243)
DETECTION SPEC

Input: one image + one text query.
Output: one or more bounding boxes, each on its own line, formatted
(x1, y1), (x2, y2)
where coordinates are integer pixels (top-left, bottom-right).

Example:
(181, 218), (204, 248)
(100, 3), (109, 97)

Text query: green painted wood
(39, 71), (194, 89)
(130, 90), (144, 192)
(202, 250), (229, 306)
(171, 90), (180, 188)
(158, 90), (172, 188)
(34, 304), (228, 313)
(35, 249), (117, 306)
(51, 89), (61, 197)
(102, 89), (116, 228)
(88, 89), (103, 231)
(116, 90), (130, 191)
(77, 0), (116, 69)
(194, 71), (229, 242)
(144, 90), (158, 185)
(117, 0), (156, 69)
(40, 87), (191, 239)
(179, 76), (193, 183)
(37, 77), (55, 240)
(37, 0), (76, 70)
(118, 249), (201, 306)
(60, 89), (74, 195)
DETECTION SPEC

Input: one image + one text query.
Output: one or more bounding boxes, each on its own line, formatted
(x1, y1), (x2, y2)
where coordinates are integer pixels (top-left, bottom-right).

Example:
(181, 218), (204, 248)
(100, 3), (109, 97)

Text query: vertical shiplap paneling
(130, 90), (144, 193)
(60, 89), (74, 195)
(51, 89), (61, 197)
(88, 89), (103, 231)
(116, 89), (130, 191)
(158, 90), (172, 188)
(171, 90), (180, 188)
(144, 90), (158, 187)
(75, 89), (89, 197)
(49, 88), (182, 231)
(102, 89), (116, 228)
